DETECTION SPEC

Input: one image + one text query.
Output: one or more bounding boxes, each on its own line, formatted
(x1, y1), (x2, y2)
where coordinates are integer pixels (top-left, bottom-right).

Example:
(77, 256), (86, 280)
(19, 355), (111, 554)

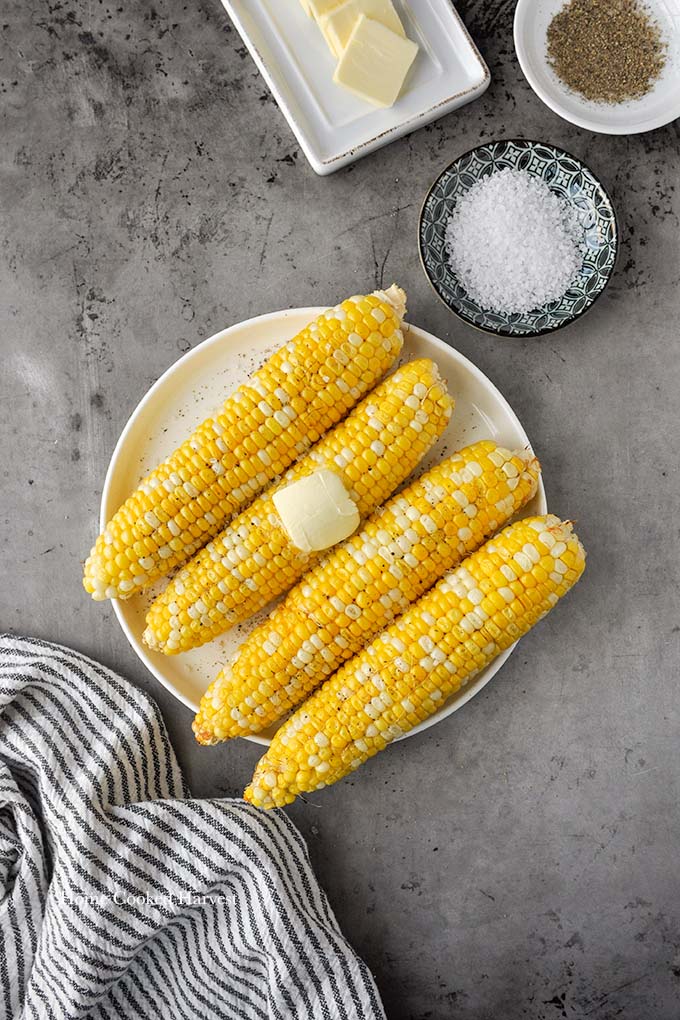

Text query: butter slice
(272, 469), (360, 553)
(333, 15), (418, 107)
(309, 0), (344, 20)
(319, 0), (405, 58)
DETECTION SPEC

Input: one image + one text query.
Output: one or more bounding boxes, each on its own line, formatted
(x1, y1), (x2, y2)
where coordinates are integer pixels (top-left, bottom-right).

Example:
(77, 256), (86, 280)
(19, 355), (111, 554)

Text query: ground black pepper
(546, 0), (667, 104)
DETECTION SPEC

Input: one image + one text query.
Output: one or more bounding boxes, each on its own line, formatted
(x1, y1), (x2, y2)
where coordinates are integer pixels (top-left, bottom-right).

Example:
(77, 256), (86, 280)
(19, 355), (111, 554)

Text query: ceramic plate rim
(102, 308), (547, 745)
(513, 0), (680, 134)
(418, 138), (619, 338)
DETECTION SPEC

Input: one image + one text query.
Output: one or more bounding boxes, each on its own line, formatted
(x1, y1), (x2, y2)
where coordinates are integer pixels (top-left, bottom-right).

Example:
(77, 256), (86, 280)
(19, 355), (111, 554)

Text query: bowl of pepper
(418, 138), (618, 338)
(514, 0), (680, 135)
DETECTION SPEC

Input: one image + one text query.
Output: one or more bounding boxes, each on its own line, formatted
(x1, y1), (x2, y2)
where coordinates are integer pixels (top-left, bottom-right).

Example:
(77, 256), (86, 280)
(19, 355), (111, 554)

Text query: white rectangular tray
(221, 0), (490, 174)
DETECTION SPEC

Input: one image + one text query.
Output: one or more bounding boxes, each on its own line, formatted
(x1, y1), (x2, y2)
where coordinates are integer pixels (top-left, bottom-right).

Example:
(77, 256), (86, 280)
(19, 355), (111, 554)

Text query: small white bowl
(514, 0), (680, 134)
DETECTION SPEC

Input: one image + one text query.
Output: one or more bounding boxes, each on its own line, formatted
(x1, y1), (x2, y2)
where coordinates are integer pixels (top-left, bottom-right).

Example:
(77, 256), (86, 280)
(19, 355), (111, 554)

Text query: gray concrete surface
(2, 0), (679, 1016)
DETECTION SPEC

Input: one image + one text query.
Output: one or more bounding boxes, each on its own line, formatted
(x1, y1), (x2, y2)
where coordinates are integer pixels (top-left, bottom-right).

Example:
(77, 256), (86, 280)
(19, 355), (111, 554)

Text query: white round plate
(514, 0), (680, 135)
(102, 308), (547, 746)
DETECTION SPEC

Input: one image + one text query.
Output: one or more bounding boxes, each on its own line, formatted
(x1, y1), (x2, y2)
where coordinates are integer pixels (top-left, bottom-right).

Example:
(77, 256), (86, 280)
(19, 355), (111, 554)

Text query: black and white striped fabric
(0, 635), (384, 1020)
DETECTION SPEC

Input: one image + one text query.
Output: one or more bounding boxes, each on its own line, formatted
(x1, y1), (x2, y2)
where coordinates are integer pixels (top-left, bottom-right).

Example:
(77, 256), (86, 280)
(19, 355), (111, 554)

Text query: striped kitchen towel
(0, 634), (384, 1020)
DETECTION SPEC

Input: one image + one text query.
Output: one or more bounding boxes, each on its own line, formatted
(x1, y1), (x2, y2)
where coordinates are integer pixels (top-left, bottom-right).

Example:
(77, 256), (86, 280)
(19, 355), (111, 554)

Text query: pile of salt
(445, 169), (586, 315)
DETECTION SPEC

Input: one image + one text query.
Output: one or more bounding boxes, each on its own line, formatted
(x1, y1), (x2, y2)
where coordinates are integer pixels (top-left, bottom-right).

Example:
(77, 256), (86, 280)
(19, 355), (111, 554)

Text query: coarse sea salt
(445, 169), (586, 315)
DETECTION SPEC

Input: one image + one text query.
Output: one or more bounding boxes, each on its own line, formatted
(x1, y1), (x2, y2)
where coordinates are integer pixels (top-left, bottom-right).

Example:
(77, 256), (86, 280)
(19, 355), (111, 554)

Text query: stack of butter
(301, 0), (419, 108)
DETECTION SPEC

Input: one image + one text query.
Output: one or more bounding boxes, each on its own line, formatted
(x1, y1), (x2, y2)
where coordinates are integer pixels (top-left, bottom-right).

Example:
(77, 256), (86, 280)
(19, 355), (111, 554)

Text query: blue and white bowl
(418, 138), (618, 338)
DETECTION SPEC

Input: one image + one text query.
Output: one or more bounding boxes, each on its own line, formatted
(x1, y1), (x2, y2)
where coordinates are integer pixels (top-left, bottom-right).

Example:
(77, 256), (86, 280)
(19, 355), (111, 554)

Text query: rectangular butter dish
(221, 0), (490, 175)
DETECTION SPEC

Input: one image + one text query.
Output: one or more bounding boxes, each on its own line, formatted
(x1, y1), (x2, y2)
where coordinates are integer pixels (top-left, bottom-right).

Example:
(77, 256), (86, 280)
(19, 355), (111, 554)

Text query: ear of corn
(244, 515), (585, 809)
(194, 440), (540, 745)
(143, 359), (454, 654)
(83, 286), (406, 601)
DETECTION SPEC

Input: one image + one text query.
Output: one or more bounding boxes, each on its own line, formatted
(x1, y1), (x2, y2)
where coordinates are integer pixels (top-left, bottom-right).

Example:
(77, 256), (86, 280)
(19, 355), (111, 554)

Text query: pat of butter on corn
(333, 15), (418, 108)
(273, 469), (360, 553)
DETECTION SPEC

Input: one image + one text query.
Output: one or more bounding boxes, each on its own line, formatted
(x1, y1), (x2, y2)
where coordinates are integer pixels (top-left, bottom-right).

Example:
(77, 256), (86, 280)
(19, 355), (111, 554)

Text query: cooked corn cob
(194, 440), (540, 744)
(144, 359), (453, 654)
(83, 286), (406, 601)
(244, 515), (585, 808)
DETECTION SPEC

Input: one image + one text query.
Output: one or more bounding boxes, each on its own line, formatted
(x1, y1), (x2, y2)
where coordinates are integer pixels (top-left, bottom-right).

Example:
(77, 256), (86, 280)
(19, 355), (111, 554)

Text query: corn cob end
(243, 775), (292, 810)
(193, 682), (217, 745)
(373, 283), (407, 320)
(244, 754), (298, 809)
(83, 549), (108, 600)
(142, 626), (161, 652)
(193, 662), (277, 744)
(517, 447), (541, 485)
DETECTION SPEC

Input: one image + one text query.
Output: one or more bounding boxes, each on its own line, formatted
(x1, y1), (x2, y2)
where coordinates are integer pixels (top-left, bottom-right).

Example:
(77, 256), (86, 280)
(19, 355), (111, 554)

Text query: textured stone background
(2, 0), (680, 1016)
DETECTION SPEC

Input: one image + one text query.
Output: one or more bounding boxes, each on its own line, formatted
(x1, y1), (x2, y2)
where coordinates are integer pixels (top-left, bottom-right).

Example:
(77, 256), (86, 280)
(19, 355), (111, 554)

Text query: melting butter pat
(319, 0), (404, 57)
(272, 469), (360, 553)
(333, 15), (418, 107)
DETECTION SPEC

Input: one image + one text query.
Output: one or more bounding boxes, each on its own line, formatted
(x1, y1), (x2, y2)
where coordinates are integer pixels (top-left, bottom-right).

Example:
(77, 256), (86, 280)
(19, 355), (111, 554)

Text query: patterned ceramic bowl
(418, 138), (618, 338)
